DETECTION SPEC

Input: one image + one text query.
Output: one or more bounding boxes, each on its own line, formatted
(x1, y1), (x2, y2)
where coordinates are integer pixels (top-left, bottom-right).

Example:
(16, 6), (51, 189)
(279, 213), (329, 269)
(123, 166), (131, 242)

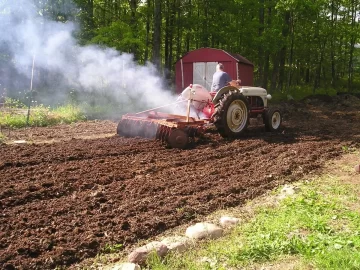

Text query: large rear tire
(213, 91), (249, 138)
(263, 108), (282, 132)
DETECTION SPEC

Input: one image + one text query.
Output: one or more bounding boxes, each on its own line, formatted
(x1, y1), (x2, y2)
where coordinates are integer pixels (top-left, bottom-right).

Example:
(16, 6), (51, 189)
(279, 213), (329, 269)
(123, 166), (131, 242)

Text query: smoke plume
(0, 0), (179, 117)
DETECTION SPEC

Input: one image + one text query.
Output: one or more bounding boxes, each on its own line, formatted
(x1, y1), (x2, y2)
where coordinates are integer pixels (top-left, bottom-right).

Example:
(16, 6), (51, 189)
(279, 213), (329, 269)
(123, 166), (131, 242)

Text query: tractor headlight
(266, 94), (272, 100)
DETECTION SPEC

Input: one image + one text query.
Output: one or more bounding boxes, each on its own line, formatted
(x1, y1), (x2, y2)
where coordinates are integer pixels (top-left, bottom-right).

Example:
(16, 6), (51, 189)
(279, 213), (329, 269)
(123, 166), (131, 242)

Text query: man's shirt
(211, 71), (231, 92)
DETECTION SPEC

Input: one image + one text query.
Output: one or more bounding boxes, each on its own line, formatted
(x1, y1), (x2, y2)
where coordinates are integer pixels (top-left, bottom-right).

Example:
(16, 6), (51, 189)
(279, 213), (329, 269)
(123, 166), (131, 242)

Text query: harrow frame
(117, 106), (207, 149)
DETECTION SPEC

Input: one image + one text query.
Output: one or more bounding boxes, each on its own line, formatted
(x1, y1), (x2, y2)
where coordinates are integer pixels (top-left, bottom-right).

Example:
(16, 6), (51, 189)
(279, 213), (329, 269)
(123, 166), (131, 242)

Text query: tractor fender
(212, 86), (271, 107)
(212, 86), (239, 105)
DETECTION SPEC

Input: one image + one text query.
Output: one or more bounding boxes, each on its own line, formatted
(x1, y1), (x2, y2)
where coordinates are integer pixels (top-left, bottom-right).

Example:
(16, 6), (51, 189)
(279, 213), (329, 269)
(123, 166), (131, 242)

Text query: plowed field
(1, 95), (360, 269)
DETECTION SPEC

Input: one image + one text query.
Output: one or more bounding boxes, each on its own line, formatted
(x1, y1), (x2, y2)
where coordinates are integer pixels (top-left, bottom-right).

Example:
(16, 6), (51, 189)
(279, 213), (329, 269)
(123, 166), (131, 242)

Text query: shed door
(193, 62), (217, 90)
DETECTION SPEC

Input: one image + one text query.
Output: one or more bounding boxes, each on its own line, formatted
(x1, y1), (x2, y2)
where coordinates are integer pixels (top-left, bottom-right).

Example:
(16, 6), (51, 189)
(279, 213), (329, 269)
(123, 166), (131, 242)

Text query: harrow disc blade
(129, 120), (146, 138)
(117, 119), (146, 138)
(118, 117), (193, 149)
(167, 129), (189, 149)
(143, 122), (159, 139)
(118, 119), (162, 140)
(117, 119), (129, 137)
(156, 125), (171, 142)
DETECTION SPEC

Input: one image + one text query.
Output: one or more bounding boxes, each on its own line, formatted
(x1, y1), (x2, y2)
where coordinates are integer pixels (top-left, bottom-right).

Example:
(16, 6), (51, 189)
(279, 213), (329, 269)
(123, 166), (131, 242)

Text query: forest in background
(75, 0), (360, 93)
(1, 0), (360, 102)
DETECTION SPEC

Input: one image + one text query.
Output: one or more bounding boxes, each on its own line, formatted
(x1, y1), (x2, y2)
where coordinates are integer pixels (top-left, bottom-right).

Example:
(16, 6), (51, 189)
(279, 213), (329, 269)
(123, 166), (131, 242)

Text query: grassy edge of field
(0, 132), (6, 143)
(0, 102), (87, 143)
(84, 150), (360, 270)
(147, 151), (360, 270)
(0, 104), (86, 129)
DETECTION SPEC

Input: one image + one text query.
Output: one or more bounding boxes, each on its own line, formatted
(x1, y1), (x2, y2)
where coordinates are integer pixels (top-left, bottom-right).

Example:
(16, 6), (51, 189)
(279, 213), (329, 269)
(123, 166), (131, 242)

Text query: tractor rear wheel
(213, 91), (249, 138)
(263, 108), (282, 132)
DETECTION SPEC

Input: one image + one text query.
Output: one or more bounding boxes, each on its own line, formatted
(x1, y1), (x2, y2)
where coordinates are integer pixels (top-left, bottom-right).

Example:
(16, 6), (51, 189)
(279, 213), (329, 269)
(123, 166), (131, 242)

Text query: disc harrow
(117, 110), (205, 149)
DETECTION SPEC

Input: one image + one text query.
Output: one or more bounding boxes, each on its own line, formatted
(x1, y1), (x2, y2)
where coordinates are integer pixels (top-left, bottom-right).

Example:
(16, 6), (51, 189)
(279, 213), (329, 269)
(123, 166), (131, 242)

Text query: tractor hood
(212, 86), (271, 105)
(240, 87), (268, 97)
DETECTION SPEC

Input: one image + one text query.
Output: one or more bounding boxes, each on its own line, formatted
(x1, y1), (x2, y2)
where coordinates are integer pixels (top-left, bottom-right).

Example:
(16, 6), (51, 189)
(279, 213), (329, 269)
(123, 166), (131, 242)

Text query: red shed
(175, 47), (254, 94)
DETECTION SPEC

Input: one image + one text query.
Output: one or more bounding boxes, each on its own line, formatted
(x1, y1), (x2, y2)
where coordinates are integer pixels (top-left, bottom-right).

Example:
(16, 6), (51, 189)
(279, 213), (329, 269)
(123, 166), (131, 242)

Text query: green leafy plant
(101, 243), (123, 254)
(0, 132), (6, 143)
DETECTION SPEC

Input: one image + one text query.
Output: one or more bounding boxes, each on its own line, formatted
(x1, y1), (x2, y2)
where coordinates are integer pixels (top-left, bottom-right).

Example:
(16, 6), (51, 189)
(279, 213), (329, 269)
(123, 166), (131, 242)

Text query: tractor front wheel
(213, 91), (249, 138)
(263, 108), (282, 132)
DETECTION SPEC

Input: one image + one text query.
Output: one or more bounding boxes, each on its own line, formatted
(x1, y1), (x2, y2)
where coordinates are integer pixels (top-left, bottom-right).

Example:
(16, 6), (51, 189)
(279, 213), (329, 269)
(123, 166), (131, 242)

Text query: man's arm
(226, 72), (232, 83)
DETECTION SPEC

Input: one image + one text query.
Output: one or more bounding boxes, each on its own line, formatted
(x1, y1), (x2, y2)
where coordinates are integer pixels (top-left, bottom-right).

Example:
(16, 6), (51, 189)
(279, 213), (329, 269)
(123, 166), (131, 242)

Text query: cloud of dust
(0, 0), (185, 117)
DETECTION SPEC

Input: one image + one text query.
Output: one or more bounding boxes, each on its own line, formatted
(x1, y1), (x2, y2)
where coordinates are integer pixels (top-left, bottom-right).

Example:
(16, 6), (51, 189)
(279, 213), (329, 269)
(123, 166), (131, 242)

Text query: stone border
(98, 184), (303, 270)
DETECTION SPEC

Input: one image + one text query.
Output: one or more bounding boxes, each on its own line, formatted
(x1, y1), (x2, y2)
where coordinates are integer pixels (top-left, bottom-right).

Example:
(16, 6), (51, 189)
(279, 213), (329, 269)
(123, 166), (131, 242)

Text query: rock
(91, 190), (104, 197)
(161, 236), (191, 253)
(185, 223), (223, 240)
(108, 263), (141, 270)
(13, 140), (27, 144)
(128, 241), (168, 265)
(355, 164), (360, 173)
(199, 256), (218, 268)
(278, 184), (301, 199)
(219, 216), (240, 227)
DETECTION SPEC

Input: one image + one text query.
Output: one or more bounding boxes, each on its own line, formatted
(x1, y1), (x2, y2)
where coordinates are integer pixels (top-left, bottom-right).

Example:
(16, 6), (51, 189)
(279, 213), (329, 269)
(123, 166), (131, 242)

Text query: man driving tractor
(211, 63), (241, 92)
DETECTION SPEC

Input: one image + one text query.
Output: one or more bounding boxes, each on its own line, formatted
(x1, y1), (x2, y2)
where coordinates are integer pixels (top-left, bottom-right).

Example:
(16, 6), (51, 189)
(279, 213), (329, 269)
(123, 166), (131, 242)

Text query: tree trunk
(258, 0), (265, 86)
(330, 0), (336, 87)
(202, 0), (209, 47)
(347, 0), (358, 92)
(152, 0), (162, 69)
(164, 0), (170, 71)
(129, 0), (138, 60)
(262, 4), (272, 89)
(286, 12), (294, 92)
(144, 0), (152, 62)
(176, 0), (182, 60)
(168, 0), (176, 73)
(278, 11), (290, 91)
(270, 53), (280, 92)
(314, 40), (326, 92)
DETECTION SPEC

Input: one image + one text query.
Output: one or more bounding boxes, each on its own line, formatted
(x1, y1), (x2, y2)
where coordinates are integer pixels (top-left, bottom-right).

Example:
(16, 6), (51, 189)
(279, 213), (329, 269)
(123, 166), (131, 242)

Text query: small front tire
(264, 108), (282, 132)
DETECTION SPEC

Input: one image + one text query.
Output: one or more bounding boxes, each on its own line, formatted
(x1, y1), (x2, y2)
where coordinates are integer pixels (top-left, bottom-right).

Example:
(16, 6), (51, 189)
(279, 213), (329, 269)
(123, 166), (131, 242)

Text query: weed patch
(0, 99), (86, 128)
(0, 132), (6, 143)
(101, 243), (123, 254)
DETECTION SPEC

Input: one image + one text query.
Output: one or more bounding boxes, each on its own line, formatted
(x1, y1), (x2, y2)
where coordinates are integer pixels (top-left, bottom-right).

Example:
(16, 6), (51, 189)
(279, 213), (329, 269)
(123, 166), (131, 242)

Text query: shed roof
(227, 52), (254, 66)
(176, 48), (254, 66)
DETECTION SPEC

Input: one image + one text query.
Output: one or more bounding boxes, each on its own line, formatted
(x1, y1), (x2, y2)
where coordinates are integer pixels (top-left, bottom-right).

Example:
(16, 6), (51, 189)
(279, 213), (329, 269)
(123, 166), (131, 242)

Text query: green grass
(100, 243), (124, 254)
(0, 132), (6, 143)
(146, 177), (360, 270)
(0, 102), (86, 128)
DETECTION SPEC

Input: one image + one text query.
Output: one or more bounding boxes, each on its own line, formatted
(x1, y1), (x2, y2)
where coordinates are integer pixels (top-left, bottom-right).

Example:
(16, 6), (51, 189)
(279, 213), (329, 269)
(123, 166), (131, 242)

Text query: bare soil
(1, 94), (360, 270)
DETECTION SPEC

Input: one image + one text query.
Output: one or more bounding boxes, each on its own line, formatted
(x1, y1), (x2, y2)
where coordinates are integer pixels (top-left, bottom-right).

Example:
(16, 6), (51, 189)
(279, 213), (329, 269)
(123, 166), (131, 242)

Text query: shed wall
(238, 64), (254, 86)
